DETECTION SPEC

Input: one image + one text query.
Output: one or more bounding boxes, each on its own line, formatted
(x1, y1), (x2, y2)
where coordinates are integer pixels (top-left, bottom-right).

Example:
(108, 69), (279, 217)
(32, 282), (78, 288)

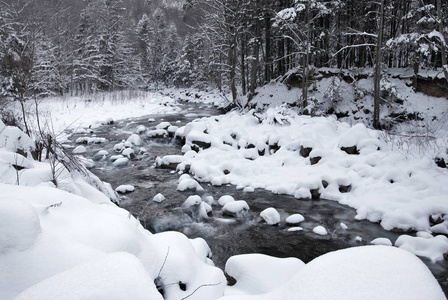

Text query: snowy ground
(1, 73), (447, 299)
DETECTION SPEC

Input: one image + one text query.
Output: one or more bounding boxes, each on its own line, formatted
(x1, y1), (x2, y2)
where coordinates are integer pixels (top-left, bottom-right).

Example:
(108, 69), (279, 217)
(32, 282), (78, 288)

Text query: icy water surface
(69, 102), (448, 295)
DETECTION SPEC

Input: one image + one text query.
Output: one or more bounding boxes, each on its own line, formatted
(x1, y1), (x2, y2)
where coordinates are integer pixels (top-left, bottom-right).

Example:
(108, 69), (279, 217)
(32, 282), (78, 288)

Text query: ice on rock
(115, 185), (135, 194)
(112, 157), (129, 167)
(222, 200), (249, 217)
(0, 197), (41, 252)
(218, 195), (235, 206)
(395, 234), (448, 262)
(370, 237), (392, 246)
(72, 145), (87, 154)
(153, 193), (165, 203)
(355, 236), (363, 242)
(148, 118), (156, 122)
(260, 207), (281, 225)
(286, 214), (305, 225)
(224, 253), (305, 295)
(313, 225), (328, 236)
(340, 222), (348, 230)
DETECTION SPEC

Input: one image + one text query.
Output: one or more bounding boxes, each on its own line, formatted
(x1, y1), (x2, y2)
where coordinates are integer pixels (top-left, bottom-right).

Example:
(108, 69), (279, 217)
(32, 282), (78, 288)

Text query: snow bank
(168, 107), (448, 234)
(395, 234), (448, 262)
(26, 91), (181, 135)
(224, 254), (305, 295)
(0, 197), (41, 252)
(15, 252), (163, 300)
(220, 246), (446, 300)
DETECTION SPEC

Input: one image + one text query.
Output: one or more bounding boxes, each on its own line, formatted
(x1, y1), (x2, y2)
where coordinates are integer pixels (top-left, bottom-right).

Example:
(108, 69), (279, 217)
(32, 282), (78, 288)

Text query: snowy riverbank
(1, 80), (448, 298)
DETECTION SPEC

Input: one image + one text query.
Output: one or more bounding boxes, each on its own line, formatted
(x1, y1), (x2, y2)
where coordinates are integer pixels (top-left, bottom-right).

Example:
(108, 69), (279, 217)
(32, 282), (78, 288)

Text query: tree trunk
(373, 0), (385, 129)
(264, 14), (272, 83)
(301, 1), (310, 109)
(249, 1), (260, 101)
(241, 35), (246, 96)
(229, 34), (237, 103)
(436, 0), (448, 84)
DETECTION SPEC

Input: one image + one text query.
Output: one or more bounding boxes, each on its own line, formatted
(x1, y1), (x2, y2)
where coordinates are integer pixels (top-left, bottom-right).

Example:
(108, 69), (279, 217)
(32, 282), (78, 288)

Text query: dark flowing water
(68, 102), (448, 296)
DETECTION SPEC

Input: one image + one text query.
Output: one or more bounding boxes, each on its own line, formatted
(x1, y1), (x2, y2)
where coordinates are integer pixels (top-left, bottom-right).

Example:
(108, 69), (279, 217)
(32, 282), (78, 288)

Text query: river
(69, 101), (448, 296)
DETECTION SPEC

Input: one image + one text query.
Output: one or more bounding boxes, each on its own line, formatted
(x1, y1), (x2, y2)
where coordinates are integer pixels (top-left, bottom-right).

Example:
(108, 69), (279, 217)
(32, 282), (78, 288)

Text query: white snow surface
(395, 234), (448, 262)
(224, 254), (305, 295)
(219, 246), (446, 300)
(22, 90), (181, 136)
(171, 107), (448, 233)
(285, 214), (305, 225)
(115, 184), (135, 194)
(260, 207), (281, 225)
(313, 225), (328, 236)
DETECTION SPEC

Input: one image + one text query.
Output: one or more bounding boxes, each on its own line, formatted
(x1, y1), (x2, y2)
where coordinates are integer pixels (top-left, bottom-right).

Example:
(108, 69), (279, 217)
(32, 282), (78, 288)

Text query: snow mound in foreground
(220, 246), (446, 300)
(225, 254), (305, 295)
(0, 197), (41, 252)
(15, 252), (163, 300)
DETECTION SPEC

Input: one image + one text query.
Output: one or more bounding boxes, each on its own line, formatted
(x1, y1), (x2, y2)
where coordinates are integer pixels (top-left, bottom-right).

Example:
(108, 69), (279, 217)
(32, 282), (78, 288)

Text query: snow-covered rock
(177, 178), (204, 192)
(115, 185), (135, 194)
(224, 254), (305, 295)
(218, 195), (235, 206)
(112, 157), (129, 167)
(146, 129), (168, 138)
(285, 214), (305, 225)
(182, 195), (202, 208)
(370, 237), (393, 246)
(287, 227), (303, 232)
(222, 200), (249, 217)
(313, 225), (328, 236)
(395, 234), (448, 262)
(126, 134), (142, 146)
(156, 121), (171, 130)
(122, 148), (135, 159)
(260, 208), (280, 225)
(153, 193), (165, 203)
(135, 125), (147, 134)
